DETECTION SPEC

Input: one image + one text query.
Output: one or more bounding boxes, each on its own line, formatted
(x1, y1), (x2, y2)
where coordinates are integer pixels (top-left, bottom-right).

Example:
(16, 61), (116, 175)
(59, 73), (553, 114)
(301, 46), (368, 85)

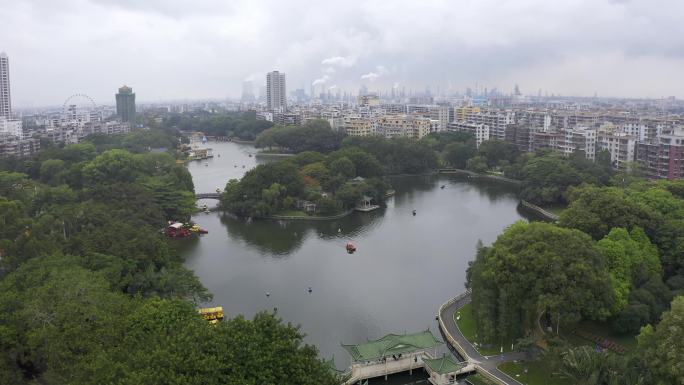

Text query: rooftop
(342, 330), (442, 362)
(423, 355), (468, 375)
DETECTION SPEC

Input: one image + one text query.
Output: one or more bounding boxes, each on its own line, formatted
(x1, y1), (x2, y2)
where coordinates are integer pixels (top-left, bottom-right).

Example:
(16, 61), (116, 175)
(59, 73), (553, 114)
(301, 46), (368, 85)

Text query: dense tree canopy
(467, 222), (614, 344)
(163, 111), (274, 141)
(220, 149), (388, 217)
(637, 296), (684, 385)
(0, 129), (340, 384)
(256, 120), (344, 153)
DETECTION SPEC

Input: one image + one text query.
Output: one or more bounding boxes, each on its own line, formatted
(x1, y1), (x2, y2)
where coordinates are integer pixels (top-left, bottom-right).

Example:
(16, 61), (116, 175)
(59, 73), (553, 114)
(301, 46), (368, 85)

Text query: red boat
(166, 222), (192, 238)
(346, 243), (356, 254)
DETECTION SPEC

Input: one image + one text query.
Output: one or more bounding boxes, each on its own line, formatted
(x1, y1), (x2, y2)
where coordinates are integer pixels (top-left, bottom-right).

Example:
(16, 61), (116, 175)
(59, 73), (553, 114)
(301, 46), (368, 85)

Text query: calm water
(180, 141), (530, 371)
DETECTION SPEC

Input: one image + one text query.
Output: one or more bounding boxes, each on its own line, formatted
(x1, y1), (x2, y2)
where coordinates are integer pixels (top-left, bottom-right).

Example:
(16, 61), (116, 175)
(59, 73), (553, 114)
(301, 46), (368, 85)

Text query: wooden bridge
(195, 193), (221, 200)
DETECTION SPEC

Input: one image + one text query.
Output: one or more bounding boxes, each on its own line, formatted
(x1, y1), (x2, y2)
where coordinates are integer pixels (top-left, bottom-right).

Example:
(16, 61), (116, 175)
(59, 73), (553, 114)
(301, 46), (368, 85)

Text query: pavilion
(341, 329), (443, 384)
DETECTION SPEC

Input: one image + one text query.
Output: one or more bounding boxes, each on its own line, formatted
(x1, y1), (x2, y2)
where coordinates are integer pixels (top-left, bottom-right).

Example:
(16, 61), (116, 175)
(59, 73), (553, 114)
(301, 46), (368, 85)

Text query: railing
(437, 290), (472, 361)
(519, 200), (559, 221)
(437, 290), (524, 385)
(196, 193), (221, 199)
(343, 351), (433, 385)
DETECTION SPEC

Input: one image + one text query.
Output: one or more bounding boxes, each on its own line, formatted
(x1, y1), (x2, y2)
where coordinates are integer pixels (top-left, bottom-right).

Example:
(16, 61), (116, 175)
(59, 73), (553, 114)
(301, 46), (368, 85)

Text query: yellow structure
(198, 306), (224, 324)
(453, 106), (481, 121)
(344, 117), (374, 137)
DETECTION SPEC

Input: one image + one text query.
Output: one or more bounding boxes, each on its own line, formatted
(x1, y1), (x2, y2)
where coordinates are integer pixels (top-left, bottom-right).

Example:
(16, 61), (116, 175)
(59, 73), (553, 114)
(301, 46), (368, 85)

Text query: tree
(465, 156), (488, 173)
(637, 296), (684, 385)
(329, 157), (355, 179)
(444, 142), (476, 168)
(560, 186), (659, 240)
(597, 227), (661, 314)
(477, 140), (519, 168)
(467, 221), (614, 344)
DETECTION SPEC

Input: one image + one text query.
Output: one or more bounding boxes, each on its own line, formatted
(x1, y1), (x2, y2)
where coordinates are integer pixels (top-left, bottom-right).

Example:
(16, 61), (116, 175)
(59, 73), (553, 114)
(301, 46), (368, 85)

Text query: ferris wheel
(62, 93), (97, 114)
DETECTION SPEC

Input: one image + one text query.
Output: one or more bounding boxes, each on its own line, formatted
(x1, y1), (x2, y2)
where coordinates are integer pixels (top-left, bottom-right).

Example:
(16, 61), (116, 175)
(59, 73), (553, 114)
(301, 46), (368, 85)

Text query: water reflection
(219, 208), (387, 256)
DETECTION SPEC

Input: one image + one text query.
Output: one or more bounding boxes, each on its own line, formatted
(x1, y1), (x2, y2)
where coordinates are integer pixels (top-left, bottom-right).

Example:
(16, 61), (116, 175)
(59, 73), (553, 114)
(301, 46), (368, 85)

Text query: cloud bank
(1, 0), (684, 106)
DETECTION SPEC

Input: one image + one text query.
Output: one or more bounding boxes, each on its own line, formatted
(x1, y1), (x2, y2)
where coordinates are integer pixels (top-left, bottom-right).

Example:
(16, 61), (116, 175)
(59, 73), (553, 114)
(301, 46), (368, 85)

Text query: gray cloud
(2, 0), (684, 106)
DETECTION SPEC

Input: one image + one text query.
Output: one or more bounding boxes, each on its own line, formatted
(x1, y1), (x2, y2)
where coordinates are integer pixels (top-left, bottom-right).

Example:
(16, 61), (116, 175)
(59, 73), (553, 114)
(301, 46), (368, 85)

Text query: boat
(346, 242), (356, 254)
(165, 222), (192, 238)
(190, 224), (209, 234)
(412, 210), (417, 216)
(440, 185), (446, 189)
(198, 306), (224, 325)
(249, 154), (253, 157)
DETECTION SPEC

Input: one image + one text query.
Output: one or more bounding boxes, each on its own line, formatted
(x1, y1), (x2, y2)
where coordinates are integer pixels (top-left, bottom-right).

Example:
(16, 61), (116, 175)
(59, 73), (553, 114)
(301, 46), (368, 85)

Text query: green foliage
(466, 155), (488, 173)
(467, 222), (614, 344)
(444, 142), (476, 168)
(221, 148), (388, 217)
(636, 296), (684, 385)
(256, 120), (344, 153)
(477, 140), (520, 168)
(597, 227), (661, 314)
(342, 136), (438, 174)
(560, 346), (644, 385)
(164, 111), (273, 141)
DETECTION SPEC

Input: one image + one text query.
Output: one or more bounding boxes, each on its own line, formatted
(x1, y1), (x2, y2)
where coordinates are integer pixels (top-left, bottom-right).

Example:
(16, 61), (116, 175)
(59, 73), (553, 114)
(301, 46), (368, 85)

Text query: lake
(179, 141), (531, 371)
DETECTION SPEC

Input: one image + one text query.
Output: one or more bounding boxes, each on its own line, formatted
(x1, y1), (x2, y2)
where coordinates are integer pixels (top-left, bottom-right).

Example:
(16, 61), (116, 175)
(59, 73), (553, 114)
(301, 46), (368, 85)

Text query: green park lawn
(498, 360), (573, 385)
(465, 373), (497, 385)
(455, 303), (513, 356)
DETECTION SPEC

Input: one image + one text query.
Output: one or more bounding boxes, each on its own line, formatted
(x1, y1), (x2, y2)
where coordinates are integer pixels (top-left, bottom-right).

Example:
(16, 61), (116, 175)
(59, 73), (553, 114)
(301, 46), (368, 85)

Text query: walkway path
(438, 291), (527, 385)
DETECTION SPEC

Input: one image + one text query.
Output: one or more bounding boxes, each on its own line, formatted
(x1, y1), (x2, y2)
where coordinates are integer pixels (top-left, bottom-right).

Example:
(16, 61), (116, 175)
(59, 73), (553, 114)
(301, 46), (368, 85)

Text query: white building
(448, 121), (489, 147)
(598, 130), (636, 170)
(0, 116), (22, 138)
(266, 71), (286, 111)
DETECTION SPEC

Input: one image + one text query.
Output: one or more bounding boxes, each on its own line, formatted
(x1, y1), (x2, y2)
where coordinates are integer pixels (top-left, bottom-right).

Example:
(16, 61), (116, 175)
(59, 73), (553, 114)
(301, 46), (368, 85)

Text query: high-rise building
(0, 52), (11, 118)
(266, 71), (286, 111)
(241, 80), (255, 102)
(115, 85), (136, 125)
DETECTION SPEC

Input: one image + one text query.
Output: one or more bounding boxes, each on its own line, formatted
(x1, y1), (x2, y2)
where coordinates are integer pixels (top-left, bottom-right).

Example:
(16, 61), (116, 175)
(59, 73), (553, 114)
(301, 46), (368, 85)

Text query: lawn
(466, 373), (497, 385)
(498, 360), (573, 385)
(455, 303), (513, 356)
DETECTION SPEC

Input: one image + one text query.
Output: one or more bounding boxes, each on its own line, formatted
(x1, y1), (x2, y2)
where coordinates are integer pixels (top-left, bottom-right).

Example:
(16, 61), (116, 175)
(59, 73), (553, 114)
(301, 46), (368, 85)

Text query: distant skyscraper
(241, 80), (255, 102)
(266, 71), (286, 111)
(0, 52), (11, 118)
(115, 85), (136, 125)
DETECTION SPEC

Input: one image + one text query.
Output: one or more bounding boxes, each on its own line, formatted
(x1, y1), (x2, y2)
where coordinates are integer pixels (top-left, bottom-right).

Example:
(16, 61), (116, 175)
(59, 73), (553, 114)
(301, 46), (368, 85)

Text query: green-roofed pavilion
(341, 329), (442, 362)
(423, 355), (468, 375)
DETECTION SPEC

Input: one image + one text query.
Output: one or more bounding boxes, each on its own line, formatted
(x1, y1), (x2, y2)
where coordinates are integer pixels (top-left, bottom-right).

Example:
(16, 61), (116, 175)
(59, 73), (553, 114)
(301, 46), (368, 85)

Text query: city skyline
(3, 0), (684, 106)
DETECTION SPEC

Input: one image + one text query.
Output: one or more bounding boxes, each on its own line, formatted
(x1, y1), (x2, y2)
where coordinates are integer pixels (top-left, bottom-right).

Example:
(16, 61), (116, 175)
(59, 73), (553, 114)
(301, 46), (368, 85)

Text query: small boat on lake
(346, 243), (357, 254)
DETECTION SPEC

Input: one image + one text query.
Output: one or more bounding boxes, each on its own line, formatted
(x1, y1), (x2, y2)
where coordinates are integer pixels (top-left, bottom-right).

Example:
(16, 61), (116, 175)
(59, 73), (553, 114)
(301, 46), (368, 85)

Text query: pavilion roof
(341, 330), (442, 362)
(423, 355), (468, 375)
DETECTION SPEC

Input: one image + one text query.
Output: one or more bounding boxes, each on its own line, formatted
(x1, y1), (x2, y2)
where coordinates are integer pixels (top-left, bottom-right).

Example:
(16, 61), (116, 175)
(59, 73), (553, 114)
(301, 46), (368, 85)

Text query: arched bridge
(196, 193), (221, 200)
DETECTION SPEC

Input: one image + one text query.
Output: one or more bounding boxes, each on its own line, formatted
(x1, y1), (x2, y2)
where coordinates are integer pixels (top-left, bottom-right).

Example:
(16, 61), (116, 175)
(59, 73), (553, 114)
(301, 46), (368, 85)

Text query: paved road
(439, 292), (527, 385)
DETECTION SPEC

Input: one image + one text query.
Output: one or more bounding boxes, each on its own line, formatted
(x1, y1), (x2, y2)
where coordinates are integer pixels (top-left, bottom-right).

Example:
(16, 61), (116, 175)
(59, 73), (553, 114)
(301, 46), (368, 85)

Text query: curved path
(438, 291), (527, 385)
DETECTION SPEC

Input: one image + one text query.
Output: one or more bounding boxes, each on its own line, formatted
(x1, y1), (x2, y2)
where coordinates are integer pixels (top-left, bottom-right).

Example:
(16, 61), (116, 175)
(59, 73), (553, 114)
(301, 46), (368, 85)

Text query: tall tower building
(266, 71), (286, 111)
(241, 80), (255, 102)
(0, 52), (11, 118)
(115, 85), (136, 125)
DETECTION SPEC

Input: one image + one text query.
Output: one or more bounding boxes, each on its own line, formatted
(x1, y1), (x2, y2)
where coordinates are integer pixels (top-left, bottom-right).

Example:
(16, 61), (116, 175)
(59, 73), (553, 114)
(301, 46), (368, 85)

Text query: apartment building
(448, 121), (489, 147)
(376, 115), (431, 139)
(637, 126), (684, 180)
(344, 116), (374, 137)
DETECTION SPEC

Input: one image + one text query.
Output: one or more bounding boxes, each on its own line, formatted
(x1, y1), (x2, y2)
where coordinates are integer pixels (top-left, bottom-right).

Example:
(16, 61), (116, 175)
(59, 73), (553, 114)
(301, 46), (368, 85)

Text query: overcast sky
(2, 0), (684, 106)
